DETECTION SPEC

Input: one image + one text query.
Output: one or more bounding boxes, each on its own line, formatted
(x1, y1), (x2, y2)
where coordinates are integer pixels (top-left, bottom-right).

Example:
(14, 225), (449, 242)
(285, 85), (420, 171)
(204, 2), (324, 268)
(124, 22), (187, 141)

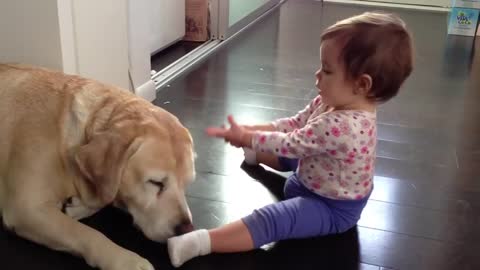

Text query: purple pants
(242, 157), (371, 248)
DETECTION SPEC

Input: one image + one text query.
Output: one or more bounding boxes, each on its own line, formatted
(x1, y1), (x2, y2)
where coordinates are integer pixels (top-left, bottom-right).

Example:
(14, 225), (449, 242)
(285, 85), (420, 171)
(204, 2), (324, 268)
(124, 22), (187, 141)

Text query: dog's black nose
(174, 221), (194, 236)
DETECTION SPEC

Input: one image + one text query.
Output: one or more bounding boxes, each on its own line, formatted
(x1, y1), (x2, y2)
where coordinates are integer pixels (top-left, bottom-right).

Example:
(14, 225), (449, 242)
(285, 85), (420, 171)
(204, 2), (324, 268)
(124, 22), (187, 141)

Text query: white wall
(71, 0), (130, 89)
(128, 0), (156, 101)
(0, 0), (64, 70)
(0, 0), (159, 101)
(57, 0), (77, 74)
(148, 0), (185, 54)
(70, 0), (155, 98)
(0, 0), (132, 90)
(229, 0), (270, 26)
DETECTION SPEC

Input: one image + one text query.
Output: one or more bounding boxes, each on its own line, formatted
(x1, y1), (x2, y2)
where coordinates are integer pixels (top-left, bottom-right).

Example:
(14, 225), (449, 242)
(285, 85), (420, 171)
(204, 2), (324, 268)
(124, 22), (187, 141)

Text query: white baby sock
(167, 229), (211, 267)
(243, 147), (258, 165)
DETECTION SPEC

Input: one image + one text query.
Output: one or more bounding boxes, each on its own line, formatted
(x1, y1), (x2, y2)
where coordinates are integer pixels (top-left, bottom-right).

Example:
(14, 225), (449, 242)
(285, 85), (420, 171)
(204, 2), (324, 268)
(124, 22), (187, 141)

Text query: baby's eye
(322, 69), (332, 75)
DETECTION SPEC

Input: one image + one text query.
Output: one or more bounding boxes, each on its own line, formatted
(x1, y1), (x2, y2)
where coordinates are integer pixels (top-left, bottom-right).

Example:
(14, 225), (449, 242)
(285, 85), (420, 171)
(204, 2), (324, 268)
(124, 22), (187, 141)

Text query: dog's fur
(0, 64), (196, 270)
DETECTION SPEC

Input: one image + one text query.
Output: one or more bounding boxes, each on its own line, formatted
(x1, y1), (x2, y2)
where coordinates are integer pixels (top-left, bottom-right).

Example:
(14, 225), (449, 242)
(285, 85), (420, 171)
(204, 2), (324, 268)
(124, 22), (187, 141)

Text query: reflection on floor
(151, 41), (203, 72)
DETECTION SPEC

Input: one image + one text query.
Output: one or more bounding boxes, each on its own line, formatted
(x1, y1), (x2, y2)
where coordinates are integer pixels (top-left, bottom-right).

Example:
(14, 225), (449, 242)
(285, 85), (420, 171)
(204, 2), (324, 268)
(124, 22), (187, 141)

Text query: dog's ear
(173, 125), (196, 186)
(74, 130), (135, 205)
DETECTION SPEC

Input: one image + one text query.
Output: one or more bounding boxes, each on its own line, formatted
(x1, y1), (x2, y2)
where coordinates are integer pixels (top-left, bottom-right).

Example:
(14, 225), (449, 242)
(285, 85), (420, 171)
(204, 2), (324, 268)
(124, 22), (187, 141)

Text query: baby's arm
(217, 96), (325, 135)
(273, 95), (326, 133)
(251, 112), (346, 159)
(242, 123), (275, 132)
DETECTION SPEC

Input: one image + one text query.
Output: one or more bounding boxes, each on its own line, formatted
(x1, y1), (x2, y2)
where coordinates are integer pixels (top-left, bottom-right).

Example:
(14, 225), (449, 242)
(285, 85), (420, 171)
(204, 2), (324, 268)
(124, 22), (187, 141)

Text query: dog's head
(74, 107), (196, 242)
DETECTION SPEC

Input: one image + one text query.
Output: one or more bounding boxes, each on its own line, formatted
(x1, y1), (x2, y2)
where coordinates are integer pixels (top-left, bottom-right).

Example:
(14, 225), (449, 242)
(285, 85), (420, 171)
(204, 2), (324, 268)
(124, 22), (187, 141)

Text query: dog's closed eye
(148, 178), (166, 193)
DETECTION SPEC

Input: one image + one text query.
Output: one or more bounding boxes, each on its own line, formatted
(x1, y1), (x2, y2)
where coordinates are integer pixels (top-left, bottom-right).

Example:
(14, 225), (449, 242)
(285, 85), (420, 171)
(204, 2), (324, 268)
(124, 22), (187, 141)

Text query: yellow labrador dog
(0, 64), (196, 270)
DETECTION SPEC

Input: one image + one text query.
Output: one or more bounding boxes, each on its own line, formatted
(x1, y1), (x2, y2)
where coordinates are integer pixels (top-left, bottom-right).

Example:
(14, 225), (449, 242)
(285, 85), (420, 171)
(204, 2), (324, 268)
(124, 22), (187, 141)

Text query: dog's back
(0, 64), (71, 213)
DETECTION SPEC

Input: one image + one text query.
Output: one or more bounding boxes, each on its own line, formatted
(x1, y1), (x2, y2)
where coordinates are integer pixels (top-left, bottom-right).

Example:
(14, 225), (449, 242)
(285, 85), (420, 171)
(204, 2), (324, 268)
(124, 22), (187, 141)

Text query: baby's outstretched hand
(206, 115), (252, 148)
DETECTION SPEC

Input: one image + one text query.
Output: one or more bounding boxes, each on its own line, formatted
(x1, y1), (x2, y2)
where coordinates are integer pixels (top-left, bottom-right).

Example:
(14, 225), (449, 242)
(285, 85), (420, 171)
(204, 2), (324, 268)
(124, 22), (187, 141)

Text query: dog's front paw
(107, 251), (154, 270)
(130, 256), (154, 270)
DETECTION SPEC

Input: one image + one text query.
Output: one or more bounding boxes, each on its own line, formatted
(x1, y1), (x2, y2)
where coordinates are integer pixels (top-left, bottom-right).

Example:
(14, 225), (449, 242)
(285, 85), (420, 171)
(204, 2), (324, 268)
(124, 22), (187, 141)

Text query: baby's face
(315, 39), (358, 108)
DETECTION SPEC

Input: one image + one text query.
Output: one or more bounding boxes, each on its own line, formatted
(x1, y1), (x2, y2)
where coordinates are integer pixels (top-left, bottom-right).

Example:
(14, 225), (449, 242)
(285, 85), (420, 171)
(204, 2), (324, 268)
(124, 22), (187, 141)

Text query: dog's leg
(3, 202), (154, 270)
(60, 196), (99, 220)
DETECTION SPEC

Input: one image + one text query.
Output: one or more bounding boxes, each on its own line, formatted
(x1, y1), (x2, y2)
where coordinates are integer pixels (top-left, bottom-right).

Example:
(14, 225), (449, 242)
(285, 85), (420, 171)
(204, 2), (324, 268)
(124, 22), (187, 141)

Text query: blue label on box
(448, 7), (480, 36)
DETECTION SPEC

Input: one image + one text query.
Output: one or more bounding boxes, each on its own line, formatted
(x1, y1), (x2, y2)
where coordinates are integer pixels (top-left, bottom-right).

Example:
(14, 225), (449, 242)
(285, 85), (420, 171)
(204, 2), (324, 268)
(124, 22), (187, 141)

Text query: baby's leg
(243, 147), (297, 172)
(258, 151), (286, 171)
(243, 147), (283, 169)
(168, 193), (339, 267)
(241, 194), (338, 248)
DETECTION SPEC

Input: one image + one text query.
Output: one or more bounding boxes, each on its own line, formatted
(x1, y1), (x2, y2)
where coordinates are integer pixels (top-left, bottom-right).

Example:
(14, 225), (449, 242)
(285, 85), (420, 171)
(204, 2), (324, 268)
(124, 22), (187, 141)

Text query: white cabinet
(0, 0), (130, 89)
(0, 0), (157, 101)
(148, 0), (186, 54)
(0, 0), (65, 72)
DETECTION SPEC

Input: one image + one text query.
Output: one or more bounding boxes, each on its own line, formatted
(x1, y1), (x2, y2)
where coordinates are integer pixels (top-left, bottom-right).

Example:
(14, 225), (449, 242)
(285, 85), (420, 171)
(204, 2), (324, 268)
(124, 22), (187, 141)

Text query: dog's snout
(174, 220), (194, 236)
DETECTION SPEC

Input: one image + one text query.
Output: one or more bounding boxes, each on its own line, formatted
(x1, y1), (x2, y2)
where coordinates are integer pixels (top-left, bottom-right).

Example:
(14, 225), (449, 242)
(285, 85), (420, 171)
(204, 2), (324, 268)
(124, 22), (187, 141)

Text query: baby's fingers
(206, 127), (228, 138)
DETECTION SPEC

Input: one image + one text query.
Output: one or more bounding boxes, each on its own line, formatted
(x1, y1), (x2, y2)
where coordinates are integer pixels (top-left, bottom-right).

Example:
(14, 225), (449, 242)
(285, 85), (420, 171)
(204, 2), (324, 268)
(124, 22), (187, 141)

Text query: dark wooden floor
(2, 1), (479, 269)
(151, 41), (202, 72)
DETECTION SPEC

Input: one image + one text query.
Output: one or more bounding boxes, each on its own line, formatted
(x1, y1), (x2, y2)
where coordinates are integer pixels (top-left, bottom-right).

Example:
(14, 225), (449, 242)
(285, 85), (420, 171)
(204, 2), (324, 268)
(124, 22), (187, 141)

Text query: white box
(451, 0), (480, 9)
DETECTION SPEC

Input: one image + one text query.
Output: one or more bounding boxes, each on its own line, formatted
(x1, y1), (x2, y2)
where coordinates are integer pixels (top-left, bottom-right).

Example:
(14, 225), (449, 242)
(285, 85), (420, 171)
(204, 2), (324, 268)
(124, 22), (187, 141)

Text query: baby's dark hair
(321, 12), (414, 103)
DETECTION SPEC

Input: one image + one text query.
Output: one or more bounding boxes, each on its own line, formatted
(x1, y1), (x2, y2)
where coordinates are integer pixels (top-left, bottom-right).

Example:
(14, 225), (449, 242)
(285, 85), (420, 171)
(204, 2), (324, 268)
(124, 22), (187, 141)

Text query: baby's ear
(355, 74), (373, 96)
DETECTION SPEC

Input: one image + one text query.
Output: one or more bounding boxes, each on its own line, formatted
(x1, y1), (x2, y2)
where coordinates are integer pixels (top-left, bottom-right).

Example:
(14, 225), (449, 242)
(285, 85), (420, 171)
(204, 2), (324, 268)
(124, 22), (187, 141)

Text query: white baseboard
(134, 79), (156, 102)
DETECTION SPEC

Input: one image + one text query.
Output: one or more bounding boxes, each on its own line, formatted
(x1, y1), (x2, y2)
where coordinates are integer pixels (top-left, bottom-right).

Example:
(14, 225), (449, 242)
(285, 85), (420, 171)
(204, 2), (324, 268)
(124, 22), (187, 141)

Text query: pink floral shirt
(251, 96), (376, 200)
